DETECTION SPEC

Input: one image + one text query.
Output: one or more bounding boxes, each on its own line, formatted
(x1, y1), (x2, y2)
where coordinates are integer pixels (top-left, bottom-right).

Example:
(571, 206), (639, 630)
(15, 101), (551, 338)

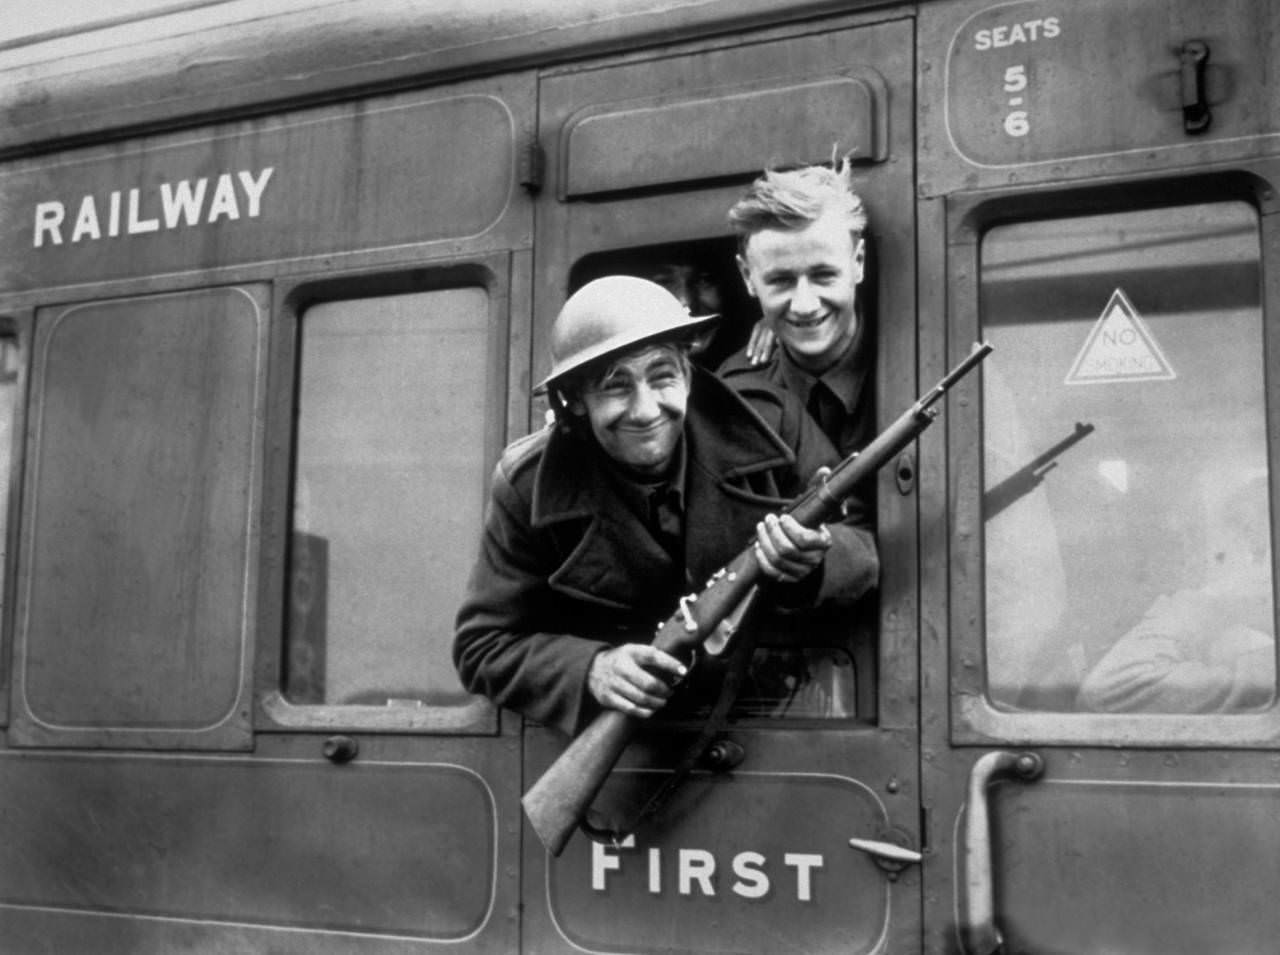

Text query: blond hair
(728, 160), (867, 250)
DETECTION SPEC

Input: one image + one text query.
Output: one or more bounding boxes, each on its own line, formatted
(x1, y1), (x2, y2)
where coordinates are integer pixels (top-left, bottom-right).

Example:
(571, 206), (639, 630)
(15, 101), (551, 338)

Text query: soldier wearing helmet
(453, 276), (877, 735)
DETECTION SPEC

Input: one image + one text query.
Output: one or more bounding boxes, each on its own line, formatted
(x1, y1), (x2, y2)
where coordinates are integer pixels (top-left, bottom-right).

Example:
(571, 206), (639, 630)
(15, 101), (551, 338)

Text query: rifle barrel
(922, 342), (994, 410)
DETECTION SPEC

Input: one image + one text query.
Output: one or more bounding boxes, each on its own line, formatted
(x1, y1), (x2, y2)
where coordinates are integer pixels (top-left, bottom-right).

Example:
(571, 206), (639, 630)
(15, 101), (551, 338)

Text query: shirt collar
(604, 436), (687, 521)
(777, 338), (867, 415)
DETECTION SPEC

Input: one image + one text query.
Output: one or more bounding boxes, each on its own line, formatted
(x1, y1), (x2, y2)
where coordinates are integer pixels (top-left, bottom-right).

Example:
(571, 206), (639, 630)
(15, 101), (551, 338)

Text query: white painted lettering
(588, 843), (829, 903)
(31, 165), (275, 250)
(678, 849), (716, 897)
(591, 834), (635, 891)
(206, 173), (240, 222)
(161, 178), (209, 228)
(973, 17), (1061, 51)
(237, 167), (274, 217)
(784, 853), (824, 902)
(108, 191), (122, 237)
(127, 188), (160, 234)
(33, 201), (65, 247)
(71, 196), (101, 243)
(731, 852), (770, 900)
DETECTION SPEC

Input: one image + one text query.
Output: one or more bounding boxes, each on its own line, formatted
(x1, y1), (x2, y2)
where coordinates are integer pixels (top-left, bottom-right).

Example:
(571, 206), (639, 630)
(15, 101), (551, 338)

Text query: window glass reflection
(288, 288), (489, 707)
(981, 202), (1273, 713)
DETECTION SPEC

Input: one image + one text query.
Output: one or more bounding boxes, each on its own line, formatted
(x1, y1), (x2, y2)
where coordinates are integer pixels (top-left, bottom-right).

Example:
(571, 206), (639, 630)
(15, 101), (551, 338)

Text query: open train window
(979, 201), (1273, 716)
(282, 287), (491, 721)
(569, 238), (750, 370)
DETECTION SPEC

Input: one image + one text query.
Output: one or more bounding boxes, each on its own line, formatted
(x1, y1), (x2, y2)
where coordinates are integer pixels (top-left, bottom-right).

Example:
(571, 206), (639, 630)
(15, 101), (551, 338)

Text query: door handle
(962, 750), (1044, 955)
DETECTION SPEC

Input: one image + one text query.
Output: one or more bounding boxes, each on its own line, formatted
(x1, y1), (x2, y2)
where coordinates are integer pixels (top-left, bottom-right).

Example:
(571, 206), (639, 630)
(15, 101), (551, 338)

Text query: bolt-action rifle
(522, 342), (994, 856)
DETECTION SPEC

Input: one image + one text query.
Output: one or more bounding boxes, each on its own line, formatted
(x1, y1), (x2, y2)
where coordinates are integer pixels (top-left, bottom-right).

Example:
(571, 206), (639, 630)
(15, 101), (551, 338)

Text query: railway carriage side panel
(917, 1), (1280, 951)
(0, 74), (536, 953)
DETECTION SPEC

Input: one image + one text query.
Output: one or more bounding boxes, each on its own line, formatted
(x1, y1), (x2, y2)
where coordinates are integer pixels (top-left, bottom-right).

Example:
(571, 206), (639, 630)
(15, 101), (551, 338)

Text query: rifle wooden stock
(523, 547), (761, 856)
(522, 342), (993, 855)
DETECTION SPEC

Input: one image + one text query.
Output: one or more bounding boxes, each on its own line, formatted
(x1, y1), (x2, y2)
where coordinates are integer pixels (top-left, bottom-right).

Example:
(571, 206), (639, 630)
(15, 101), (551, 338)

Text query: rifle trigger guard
(673, 646), (698, 684)
(579, 813), (631, 849)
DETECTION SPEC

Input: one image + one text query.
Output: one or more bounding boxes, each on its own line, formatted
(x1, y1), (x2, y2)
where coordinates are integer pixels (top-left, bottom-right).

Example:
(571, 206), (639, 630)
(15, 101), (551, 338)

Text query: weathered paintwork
(0, 0), (1279, 952)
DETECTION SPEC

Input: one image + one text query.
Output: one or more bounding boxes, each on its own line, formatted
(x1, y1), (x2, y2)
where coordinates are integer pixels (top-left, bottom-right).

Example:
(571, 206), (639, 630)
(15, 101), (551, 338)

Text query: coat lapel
(531, 426), (672, 610)
(528, 369), (799, 611)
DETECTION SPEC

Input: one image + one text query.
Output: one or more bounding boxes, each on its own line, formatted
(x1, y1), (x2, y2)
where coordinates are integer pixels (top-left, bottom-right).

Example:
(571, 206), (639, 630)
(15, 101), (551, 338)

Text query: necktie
(807, 381), (843, 445)
(649, 487), (683, 552)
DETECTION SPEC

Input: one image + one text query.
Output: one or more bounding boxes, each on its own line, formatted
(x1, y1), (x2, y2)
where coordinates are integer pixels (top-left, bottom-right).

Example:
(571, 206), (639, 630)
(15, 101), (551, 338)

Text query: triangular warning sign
(1064, 288), (1175, 385)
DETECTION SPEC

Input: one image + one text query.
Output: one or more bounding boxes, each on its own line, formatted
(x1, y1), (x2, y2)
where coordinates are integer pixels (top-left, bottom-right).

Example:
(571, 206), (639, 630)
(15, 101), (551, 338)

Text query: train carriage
(0, 0), (1278, 951)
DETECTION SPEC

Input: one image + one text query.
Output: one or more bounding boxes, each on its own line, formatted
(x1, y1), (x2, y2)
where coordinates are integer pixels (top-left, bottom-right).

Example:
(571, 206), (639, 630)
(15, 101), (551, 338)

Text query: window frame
(0, 310), (31, 734)
(10, 287), (267, 751)
(257, 255), (512, 736)
(943, 169), (1280, 748)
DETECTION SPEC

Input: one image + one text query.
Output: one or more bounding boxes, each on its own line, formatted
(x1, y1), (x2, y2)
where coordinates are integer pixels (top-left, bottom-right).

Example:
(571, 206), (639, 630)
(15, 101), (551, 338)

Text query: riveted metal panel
(0, 749), (507, 952)
(919, 0), (1280, 195)
(561, 75), (887, 199)
(0, 84), (521, 293)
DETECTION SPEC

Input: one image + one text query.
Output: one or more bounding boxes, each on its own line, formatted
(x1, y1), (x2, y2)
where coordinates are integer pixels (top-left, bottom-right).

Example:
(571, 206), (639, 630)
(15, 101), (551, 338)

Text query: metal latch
(1179, 40), (1211, 134)
(519, 134), (546, 194)
(849, 830), (923, 881)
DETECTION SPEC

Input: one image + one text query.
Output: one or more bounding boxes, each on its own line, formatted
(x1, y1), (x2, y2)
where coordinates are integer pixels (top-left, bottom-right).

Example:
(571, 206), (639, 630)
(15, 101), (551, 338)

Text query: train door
(524, 12), (921, 953)
(924, 172), (1280, 955)
(0, 73), (534, 952)
(915, 0), (1280, 949)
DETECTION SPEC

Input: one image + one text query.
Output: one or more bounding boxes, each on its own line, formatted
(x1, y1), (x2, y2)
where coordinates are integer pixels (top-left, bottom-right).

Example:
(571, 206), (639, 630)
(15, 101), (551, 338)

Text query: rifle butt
(522, 708), (638, 856)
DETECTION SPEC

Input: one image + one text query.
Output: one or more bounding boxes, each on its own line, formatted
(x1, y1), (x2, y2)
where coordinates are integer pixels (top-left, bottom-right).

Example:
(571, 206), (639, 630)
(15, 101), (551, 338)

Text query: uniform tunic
(718, 315), (875, 460)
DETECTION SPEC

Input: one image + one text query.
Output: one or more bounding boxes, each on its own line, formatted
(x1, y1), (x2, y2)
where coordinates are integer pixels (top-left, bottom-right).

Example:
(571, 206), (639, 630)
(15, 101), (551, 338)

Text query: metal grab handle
(962, 750), (1044, 955)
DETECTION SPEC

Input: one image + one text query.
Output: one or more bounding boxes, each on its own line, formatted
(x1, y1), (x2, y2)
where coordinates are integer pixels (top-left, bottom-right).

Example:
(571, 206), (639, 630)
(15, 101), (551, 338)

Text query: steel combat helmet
(540, 275), (718, 391)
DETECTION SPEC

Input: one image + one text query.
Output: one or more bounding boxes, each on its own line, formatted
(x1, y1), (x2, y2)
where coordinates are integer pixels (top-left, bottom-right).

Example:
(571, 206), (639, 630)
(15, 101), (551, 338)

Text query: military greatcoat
(452, 367), (878, 735)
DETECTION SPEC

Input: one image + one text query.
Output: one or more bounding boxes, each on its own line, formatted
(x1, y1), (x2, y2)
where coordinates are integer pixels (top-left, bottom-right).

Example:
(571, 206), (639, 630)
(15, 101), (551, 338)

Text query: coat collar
(530, 366), (793, 527)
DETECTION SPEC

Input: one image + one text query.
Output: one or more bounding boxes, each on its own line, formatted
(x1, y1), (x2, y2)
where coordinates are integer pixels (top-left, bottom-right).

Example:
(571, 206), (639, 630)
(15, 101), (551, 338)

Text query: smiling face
(737, 210), (865, 375)
(569, 344), (690, 478)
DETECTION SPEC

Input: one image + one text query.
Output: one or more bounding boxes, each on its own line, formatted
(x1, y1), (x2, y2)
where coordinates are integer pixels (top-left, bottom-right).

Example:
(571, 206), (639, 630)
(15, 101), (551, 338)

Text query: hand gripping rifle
(522, 342), (994, 856)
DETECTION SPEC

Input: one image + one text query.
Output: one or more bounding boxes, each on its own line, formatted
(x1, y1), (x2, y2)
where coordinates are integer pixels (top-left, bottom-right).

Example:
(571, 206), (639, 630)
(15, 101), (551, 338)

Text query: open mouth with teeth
(786, 314), (829, 329)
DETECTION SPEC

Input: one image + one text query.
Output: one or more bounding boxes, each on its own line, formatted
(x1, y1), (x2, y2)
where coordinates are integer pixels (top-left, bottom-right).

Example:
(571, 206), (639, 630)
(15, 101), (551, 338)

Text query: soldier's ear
(852, 238), (866, 285)
(549, 387), (587, 419)
(735, 252), (757, 299)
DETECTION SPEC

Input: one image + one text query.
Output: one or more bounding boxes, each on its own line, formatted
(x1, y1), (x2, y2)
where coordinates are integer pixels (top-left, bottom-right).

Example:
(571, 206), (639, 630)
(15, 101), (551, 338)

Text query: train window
(981, 201), (1272, 715)
(285, 288), (487, 709)
(12, 288), (262, 749)
(569, 238), (749, 370)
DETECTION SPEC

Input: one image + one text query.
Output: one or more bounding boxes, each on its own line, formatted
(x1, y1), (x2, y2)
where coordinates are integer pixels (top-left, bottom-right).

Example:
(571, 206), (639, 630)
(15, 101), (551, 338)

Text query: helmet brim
(537, 311), (720, 393)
